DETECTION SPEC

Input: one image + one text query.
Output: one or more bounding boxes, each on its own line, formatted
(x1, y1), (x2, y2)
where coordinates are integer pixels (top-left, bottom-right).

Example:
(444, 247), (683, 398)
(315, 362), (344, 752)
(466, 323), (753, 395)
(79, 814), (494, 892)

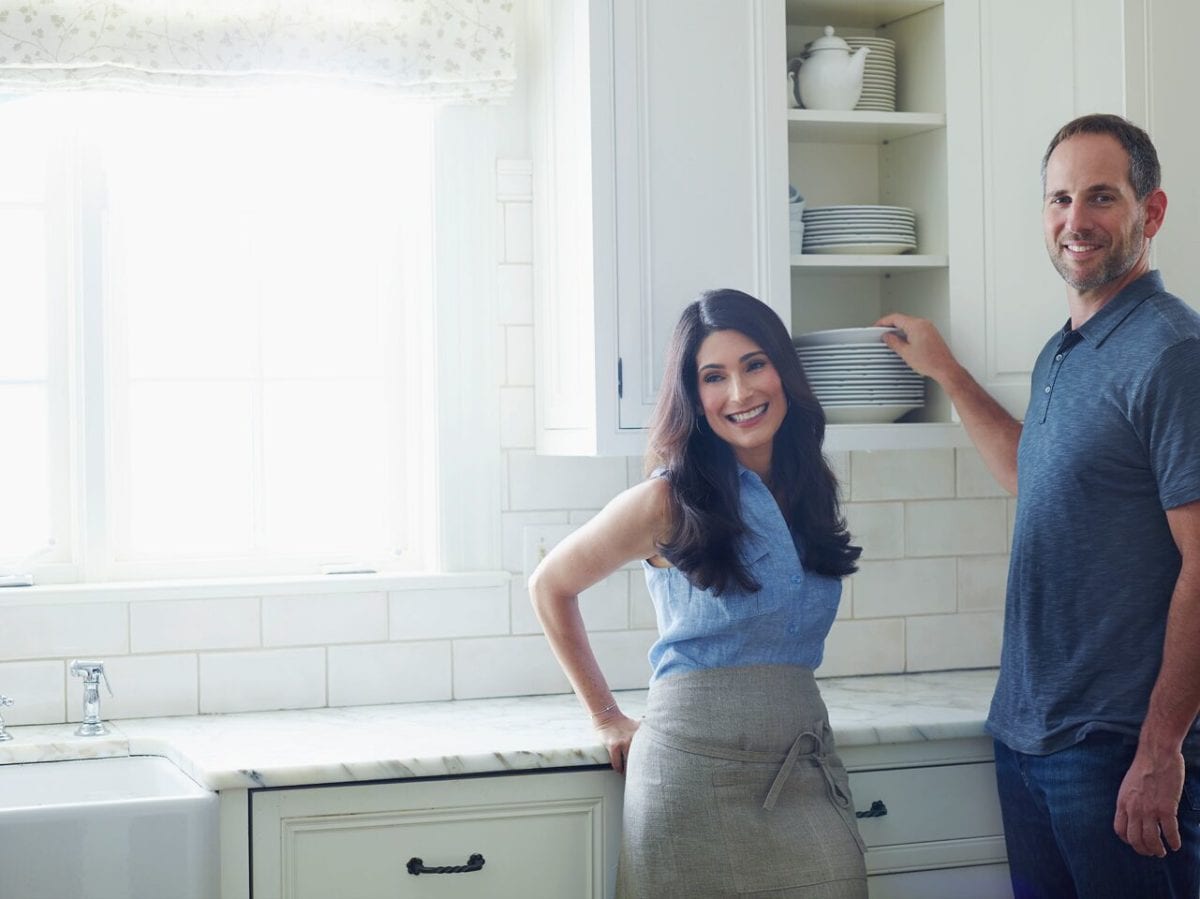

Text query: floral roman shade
(0, 0), (515, 100)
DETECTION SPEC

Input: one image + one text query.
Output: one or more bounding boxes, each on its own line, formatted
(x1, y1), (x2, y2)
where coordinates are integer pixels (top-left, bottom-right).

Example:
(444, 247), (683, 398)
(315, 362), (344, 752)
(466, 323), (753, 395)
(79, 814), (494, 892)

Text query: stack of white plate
(801, 205), (917, 255)
(794, 326), (924, 424)
(845, 36), (896, 111)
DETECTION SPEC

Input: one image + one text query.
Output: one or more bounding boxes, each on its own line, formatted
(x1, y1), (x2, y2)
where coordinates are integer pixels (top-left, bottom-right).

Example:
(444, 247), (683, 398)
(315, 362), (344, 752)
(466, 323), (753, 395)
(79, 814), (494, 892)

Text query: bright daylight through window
(0, 90), (437, 584)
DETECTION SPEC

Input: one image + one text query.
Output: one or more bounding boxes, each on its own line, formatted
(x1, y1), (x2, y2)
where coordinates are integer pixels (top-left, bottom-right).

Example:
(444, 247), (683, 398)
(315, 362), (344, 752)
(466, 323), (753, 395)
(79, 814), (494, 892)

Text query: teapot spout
(849, 45), (871, 78)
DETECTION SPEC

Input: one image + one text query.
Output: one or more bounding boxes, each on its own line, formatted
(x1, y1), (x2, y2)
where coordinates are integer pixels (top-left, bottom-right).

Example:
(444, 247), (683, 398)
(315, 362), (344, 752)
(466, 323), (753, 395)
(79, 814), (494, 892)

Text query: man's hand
(1114, 747), (1185, 857)
(874, 312), (961, 385)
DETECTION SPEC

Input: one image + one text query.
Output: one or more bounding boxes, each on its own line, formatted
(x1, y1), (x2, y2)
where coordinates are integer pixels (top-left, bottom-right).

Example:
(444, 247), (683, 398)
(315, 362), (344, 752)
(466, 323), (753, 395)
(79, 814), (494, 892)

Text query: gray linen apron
(617, 664), (867, 898)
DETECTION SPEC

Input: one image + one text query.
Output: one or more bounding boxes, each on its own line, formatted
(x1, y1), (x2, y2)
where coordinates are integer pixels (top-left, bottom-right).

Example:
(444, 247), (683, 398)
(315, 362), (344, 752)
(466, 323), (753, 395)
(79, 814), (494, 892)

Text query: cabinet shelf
(787, 110), (946, 144)
(785, 0), (943, 30)
(790, 253), (948, 272)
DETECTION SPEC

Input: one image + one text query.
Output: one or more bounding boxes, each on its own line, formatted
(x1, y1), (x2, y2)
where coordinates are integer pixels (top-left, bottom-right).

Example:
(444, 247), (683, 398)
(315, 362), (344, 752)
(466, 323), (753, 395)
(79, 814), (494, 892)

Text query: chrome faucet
(0, 694), (13, 742)
(69, 660), (112, 736)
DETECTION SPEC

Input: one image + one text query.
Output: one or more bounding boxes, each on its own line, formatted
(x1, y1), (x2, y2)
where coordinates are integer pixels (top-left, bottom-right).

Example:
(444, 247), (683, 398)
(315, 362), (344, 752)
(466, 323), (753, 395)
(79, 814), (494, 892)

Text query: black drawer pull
(406, 853), (486, 875)
(855, 800), (888, 819)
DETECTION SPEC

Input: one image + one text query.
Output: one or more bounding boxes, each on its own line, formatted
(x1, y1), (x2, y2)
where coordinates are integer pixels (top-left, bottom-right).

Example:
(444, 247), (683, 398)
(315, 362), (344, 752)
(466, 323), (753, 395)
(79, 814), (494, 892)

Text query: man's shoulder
(1138, 287), (1200, 345)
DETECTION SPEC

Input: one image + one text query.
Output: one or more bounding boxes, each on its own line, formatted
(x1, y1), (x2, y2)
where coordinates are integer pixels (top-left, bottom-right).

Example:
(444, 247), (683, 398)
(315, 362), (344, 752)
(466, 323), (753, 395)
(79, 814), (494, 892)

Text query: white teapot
(796, 26), (870, 111)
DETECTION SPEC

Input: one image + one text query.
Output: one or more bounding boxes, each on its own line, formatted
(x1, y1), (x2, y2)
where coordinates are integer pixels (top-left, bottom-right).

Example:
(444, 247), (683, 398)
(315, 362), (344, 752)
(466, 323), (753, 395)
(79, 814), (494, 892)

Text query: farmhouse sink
(0, 755), (218, 899)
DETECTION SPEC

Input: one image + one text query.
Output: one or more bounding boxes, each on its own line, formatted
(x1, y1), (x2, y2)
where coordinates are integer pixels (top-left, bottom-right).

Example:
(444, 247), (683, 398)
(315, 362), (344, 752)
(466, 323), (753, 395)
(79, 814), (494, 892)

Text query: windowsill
(0, 570), (512, 606)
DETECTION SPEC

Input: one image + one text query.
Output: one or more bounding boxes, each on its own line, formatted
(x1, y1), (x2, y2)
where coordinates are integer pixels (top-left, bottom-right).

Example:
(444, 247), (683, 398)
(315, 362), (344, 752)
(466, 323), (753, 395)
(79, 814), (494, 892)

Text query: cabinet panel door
(613, 0), (789, 431)
(1128, 0), (1200, 306)
(251, 771), (622, 899)
(868, 862), (1012, 899)
(851, 762), (1003, 849)
(948, 0), (1125, 417)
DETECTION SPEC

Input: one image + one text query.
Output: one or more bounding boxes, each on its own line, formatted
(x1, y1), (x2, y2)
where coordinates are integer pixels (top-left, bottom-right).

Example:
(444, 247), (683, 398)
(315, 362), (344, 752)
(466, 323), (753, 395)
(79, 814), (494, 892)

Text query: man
(878, 114), (1200, 898)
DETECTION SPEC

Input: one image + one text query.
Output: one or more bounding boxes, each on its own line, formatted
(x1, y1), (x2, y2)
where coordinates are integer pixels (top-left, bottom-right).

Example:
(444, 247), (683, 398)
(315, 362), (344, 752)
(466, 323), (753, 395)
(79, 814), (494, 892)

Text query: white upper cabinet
(1125, 0), (1200, 308)
(948, 0), (1126, 418)
(529, 0), (1128, 456)
(528, 0), (789, 455)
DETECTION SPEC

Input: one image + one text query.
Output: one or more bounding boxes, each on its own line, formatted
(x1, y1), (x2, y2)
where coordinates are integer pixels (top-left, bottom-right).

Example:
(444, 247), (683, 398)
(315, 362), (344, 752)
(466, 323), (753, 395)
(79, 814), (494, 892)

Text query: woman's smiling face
(695, 328), (787, 476)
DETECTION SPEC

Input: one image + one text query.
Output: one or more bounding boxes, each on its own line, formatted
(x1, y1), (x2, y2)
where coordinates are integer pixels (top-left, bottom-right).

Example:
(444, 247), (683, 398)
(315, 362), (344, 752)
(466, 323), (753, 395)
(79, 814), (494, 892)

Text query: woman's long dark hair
(646, 288), (860, 594)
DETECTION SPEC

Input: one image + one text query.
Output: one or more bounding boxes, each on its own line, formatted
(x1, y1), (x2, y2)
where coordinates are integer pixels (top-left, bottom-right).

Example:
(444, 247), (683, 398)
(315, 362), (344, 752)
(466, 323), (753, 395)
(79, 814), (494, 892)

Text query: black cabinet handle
(406, 853), (486, 875)
(855, 800), (888, 819)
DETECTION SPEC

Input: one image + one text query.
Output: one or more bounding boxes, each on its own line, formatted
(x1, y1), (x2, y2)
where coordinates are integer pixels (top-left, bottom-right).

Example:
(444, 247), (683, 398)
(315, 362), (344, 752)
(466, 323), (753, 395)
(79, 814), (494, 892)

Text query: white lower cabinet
(846, 738), (1012, 899)
(246, 741), (1008, 899)
(249, 769), (623, 899)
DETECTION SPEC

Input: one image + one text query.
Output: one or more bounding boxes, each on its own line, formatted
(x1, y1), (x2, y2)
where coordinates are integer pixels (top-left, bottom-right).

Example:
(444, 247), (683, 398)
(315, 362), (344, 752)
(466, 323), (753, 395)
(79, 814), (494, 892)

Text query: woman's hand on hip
(595, 713), (641, 775)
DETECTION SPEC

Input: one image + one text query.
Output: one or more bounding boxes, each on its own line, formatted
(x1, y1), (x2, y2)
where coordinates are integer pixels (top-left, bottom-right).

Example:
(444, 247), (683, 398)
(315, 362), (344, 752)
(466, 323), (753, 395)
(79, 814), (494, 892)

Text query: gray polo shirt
(987, 270), (1200, 755)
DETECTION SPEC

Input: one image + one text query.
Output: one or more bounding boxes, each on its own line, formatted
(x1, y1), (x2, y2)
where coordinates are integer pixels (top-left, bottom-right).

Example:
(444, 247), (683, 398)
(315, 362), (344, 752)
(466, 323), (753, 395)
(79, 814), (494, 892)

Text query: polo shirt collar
(1069, 270), (1164, 348)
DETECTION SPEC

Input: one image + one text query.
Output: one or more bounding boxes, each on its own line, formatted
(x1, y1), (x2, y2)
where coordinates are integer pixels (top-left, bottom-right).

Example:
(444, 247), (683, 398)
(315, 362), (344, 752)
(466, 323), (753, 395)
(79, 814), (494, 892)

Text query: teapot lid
(808, 25), (850, 52)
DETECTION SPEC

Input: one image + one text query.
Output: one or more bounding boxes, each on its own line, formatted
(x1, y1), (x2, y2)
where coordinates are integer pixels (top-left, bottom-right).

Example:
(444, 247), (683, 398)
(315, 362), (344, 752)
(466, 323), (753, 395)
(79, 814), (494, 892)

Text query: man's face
(1042, 133), (1150, 294)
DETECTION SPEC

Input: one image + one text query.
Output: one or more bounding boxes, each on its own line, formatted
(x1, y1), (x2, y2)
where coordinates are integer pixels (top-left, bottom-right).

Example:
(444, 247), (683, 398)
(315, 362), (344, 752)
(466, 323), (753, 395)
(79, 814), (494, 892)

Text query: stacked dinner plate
(794, 327), (924, 424)
(801, 205), (917, 255)
(844, 36), (897, 111)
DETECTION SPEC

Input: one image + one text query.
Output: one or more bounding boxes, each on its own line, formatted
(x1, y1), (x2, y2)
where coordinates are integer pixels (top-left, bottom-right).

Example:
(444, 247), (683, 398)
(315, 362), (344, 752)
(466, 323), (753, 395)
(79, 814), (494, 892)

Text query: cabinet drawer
(251, 770), (622, 899)
(849, 762), (1007, 874)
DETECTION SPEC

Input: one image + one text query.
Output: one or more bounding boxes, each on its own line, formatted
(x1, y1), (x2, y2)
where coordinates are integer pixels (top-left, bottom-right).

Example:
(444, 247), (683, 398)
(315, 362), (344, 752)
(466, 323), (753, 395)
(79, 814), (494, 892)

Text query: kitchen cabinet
(1125, 0), (1200, 306)
(527, 0), (790, 455)
(246, 742), (1006, 899)
(844, 736), (1012, 898)
(530, 0), (1128, 456)
(248, 768), (622, 899)
(787, 0), (1124, 442)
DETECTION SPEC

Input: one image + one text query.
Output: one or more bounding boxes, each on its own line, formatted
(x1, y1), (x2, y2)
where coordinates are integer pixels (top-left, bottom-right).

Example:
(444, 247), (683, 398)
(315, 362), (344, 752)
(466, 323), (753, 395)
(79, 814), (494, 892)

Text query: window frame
(14, 99), (502, 588)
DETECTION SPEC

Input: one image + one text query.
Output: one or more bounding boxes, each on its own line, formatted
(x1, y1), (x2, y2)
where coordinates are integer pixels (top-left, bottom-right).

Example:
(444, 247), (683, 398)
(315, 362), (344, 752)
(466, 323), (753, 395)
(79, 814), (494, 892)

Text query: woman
(529, 289), (867, 898)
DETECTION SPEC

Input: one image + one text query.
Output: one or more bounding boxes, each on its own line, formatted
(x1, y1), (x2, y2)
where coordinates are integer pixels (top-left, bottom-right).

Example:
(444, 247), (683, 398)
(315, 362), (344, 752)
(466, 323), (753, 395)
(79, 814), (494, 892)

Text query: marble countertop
(0, 668), (998, 791)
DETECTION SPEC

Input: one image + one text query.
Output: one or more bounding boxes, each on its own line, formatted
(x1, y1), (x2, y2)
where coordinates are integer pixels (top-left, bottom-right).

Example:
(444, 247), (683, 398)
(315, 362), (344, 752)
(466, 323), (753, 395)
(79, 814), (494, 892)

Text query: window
(0, 89), (447, 584)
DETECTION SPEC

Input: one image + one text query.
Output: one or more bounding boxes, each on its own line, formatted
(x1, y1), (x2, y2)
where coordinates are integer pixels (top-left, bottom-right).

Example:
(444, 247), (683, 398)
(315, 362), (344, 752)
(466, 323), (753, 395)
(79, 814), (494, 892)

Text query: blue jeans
(993, 733), (1200, 899)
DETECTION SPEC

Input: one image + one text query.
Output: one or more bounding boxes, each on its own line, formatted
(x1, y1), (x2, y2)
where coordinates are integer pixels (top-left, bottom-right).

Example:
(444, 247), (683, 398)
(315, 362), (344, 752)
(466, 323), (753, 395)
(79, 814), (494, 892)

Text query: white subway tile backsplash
(905, 499), (1008, 557)
(510, 580), (538, 635)
(131, 597), (259, 653)
(452, 635), (570, 699)
(83, 654), (198, 720)
(956, 447), (1009, 498)
(0, 660), (65, 725)
(906, 612), (1003, 671)
(502, 202), (533, 263)
(589, 629), (656, 691)
(511, 573), (630, 635)
(0, 603), (128, 661)
(502, 511), (570, 572)
(200, 648), (325, 713)
(522, 523), (577, 580)
(262, 593), (387, 647)
(499, 387), (536, 448)
(505, 325), (535, 385)
(389, 585), (509, 640)
(958, 555), (1010, 612)
(837, 577), (852, 619)
(851, 558), (957, 618)
(497, 264), (534, 325)
(508, 451), (628, 511)
(827, 451), (851, 497)
(850, 449), (955, 501)
(626, 455), (649, 488)
(819, 618), (906, 677)
(328, 641), (452, 707)
(844, 502), (904, 560)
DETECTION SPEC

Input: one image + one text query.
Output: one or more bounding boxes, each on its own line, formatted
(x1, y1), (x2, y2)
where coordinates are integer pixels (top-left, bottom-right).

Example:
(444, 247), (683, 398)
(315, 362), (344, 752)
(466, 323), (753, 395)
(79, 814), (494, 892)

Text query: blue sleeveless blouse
(642, 466), (842, 682)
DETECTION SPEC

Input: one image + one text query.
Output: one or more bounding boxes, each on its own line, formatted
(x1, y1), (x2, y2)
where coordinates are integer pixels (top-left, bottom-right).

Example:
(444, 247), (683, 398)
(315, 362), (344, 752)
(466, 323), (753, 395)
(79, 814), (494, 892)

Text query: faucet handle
(69, 659), (113, 696)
